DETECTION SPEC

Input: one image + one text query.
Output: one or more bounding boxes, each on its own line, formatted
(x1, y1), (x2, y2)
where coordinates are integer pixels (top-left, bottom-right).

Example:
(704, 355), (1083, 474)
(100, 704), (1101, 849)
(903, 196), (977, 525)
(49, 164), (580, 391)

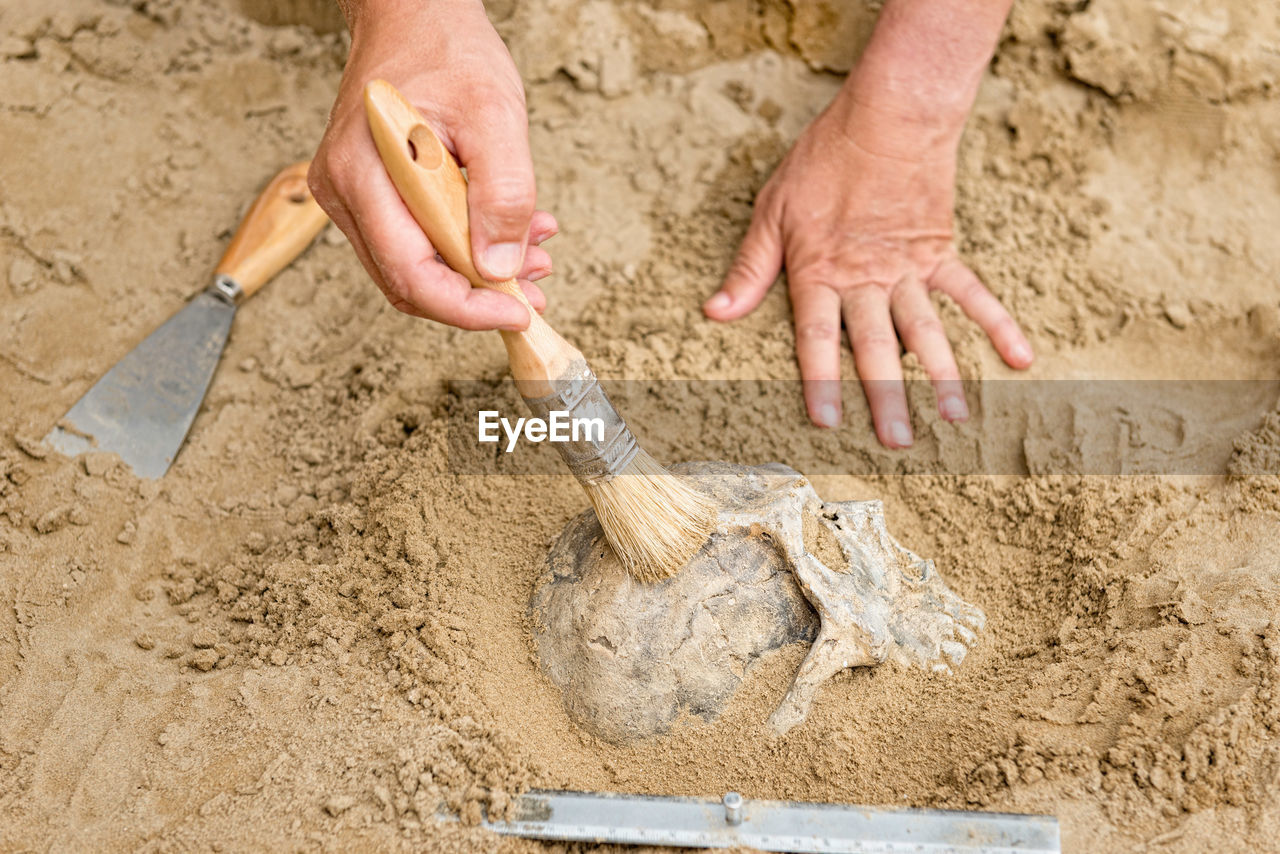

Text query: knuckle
(311, 147), (356, 204)
(955, 275), (988, 304)
(379, 278), (417, 314)
(791, 280), (839, 303)
(378, 277), (412, 308)
(377, 264), (429, 309)
(903, 315), (946, 339)
(794, 321), (841, 344)
(727, 254), (772, 288)
(305, 159), (324, 193)
(306, 159), (336, 209)
(790, 261), (840, 293)
(855, 329), (899, 350)
(388, 298), (420, 318)
(315, 142), (348, 179)
(474, 181), (536, 224)
(792, 260), (883, 296)
(482, 176), (536, 207)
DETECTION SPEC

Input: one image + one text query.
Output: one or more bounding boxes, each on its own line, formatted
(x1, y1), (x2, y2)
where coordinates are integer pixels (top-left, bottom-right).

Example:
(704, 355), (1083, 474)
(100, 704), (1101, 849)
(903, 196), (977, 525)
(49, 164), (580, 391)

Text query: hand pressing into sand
(703, 0), (1033, 448)
(310, 0), (556, 330)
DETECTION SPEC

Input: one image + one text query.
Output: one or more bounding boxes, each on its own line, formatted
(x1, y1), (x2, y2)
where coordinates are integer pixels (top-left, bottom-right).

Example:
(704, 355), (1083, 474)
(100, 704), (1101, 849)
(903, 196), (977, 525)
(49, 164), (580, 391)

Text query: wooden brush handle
(214, 161), (329, 299)
(363, 79), (582, 398)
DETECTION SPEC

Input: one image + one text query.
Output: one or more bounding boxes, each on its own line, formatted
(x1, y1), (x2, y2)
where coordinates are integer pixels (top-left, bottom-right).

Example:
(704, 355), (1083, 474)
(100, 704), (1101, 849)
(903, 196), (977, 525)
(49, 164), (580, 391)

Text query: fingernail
(481, 242), (523, 280)
(889, 420), (913, 447)
(941, 396), (968, 421)
(1011, 342), (1033, 366)
(817, 403), (840, 428)
(528, 268), (552, 282)
(704, 292), (731, 313)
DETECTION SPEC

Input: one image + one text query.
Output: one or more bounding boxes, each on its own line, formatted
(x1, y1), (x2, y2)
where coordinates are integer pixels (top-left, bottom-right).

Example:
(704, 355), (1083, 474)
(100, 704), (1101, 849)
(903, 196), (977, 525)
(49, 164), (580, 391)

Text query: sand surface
(3, 0), (1280, 851)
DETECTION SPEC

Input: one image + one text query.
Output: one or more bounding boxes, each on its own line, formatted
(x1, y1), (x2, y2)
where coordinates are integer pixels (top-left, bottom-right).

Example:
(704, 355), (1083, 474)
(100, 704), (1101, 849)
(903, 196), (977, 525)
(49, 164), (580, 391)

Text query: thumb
(704, 203), (784, 321)
(454, 101), (537, 282)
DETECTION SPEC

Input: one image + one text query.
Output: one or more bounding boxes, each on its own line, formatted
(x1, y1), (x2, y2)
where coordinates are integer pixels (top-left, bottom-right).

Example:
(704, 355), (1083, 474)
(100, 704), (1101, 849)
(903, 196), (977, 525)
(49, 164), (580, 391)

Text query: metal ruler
(482, 789), (1060, 853)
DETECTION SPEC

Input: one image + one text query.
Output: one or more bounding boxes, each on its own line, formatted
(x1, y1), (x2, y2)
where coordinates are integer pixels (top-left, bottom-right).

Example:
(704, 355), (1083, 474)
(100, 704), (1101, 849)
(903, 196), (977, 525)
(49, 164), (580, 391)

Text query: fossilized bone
(533, 461), (985, 740)
(715, 465), (985, 732)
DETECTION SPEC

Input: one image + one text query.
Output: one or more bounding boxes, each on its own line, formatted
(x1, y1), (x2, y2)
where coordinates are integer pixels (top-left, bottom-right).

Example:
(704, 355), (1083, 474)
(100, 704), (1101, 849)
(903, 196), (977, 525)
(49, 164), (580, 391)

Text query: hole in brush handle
(407, 124), (444, 170)
(280, 175), (310, 204)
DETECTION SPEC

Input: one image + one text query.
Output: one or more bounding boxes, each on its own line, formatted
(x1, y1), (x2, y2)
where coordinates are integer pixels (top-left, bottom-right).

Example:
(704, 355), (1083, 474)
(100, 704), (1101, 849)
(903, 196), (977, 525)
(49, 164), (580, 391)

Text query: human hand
(310, 0), (556, 330)
(703, 91), (1032, 447)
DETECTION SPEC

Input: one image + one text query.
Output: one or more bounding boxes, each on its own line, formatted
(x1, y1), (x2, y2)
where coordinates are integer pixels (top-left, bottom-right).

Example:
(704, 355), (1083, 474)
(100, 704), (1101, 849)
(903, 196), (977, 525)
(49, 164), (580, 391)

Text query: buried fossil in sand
(531, 461), (986, 743)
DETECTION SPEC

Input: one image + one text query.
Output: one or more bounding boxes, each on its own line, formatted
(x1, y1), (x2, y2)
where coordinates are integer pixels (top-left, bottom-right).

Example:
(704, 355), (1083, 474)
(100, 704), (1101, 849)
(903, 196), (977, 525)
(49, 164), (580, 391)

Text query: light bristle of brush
(581, 450), (717, 583)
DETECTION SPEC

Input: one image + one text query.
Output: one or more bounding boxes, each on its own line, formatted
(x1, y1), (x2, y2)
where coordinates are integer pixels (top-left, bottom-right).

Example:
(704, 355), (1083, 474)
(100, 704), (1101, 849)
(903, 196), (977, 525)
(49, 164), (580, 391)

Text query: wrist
(832, 0), (1009, 158)
(827, 80), (967, 162)
(844, 61), (976, 134)
(343, 0), (487, 41)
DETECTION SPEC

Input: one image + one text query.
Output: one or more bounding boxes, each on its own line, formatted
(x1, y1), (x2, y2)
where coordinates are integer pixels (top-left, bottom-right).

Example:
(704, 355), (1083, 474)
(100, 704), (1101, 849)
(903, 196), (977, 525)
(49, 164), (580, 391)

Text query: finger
(452, 287), (538, 329)
(349, 195), (544, 319)
(889, 278), (967, 421)
(931, 258), (1033, 369)
(789, 283), (844, 428)
(842, 286), (912, 448)
(306, 163), (383, 292)
(520, 246), (552, 281)
(454, 100), (537, 281)
(518, 280), (546, 312)
(350, 225), (432, 319)
(705, 201), (783, 321)
(529, 210), (559, 245)
(340, 153), (532, 330)
(308, 184), (434, 320)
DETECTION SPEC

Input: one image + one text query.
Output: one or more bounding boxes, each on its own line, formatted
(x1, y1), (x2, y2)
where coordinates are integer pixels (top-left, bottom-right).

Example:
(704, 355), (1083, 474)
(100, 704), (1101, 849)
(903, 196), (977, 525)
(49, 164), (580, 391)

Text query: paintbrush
(363, 79), (714, 583)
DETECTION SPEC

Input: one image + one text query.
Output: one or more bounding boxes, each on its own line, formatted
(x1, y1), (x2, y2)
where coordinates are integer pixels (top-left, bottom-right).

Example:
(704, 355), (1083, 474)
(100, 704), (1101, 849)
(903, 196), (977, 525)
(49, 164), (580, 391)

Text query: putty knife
(481, 789), (1060, 854)
(44, 161), (328, 478)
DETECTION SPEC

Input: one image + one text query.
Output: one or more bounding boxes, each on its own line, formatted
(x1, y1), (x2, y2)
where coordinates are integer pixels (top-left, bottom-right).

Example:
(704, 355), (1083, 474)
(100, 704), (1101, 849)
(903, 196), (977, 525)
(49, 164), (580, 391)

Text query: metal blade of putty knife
(46, 283), (239, 479)
(43, 161), (328, 478)
(482, 789), (1061, 854)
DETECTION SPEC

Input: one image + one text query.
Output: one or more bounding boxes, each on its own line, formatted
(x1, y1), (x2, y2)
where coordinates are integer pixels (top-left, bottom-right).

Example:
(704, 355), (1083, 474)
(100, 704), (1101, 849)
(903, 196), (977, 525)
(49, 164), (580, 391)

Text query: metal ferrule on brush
(209, 274), (244, 305)
(522, 361), (638, 485)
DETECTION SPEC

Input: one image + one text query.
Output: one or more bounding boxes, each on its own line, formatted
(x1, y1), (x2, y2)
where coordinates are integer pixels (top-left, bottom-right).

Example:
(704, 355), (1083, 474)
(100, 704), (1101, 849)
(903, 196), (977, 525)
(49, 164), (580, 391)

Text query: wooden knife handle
(214, 161), (329, 299)
(363, 79), (580, 397)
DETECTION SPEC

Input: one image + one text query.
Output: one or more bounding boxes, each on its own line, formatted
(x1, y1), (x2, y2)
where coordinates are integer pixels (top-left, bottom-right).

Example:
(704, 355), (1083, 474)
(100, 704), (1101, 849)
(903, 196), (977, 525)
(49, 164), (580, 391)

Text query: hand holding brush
(363, 79), (714, 583)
